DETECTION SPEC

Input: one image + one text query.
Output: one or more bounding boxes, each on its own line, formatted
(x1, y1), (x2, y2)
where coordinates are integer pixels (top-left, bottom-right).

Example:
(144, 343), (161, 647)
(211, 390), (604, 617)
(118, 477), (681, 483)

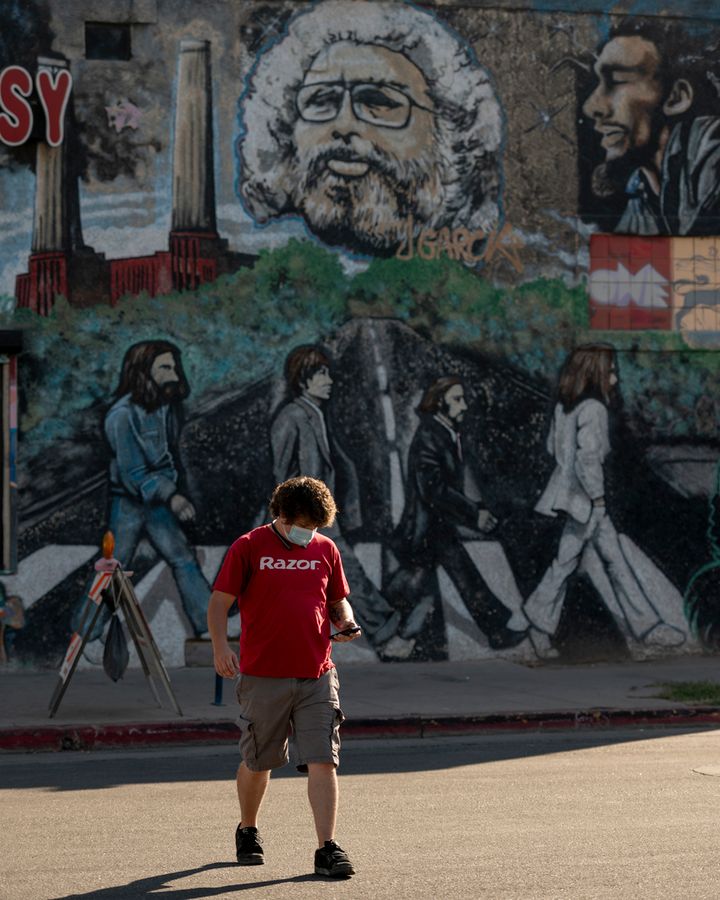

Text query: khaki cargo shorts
(235, 667), (345, 772)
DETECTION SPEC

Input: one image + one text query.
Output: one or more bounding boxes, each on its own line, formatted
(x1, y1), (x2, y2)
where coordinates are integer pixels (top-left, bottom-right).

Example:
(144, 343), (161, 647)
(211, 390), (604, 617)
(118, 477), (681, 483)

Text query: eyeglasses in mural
(237, 0), (503, 257)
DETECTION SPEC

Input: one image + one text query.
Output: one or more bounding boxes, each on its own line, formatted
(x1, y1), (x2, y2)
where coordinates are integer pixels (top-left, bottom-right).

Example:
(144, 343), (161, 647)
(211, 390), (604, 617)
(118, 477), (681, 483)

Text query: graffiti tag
(395, 216), (524, 271)
(0, 65), (73, 147)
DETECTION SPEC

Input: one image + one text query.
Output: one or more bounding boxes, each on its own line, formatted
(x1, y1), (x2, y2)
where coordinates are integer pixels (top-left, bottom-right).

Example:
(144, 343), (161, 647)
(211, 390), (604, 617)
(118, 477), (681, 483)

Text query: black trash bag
(103, 613), (129, 681)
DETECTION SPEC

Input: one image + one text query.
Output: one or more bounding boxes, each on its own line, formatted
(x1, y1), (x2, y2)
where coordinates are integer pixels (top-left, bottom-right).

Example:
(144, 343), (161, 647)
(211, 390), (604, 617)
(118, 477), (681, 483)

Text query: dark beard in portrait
(590, 109), (666, 199)
(159, 382), (182, 404)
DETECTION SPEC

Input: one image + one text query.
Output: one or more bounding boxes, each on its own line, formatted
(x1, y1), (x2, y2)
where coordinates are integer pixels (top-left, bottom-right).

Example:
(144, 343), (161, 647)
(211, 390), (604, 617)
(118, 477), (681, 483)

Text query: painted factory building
(14, 41), (255, 314)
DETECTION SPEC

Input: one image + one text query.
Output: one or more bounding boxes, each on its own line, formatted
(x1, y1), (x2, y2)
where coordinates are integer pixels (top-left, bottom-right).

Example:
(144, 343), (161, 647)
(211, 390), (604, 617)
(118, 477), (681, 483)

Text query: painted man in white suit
(523, 343), (687, 658)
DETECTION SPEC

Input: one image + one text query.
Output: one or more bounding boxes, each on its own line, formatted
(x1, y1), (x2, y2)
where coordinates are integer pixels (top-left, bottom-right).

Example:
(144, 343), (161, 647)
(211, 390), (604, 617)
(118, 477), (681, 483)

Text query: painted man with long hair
(523, 343), (686, 658)
(386, 375), (528, 659)
(74, 340), (211, 640)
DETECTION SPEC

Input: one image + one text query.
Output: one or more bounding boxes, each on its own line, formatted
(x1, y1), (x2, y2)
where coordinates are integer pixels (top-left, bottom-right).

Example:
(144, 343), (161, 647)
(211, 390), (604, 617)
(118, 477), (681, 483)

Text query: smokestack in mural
(18, 58), (72, 314)
(32, 139), (66, 252)
(172, 40), (217, 233)
(17, 57), (106, 313)
(31, 59), (85, 253)
(168, 38), (239, 290)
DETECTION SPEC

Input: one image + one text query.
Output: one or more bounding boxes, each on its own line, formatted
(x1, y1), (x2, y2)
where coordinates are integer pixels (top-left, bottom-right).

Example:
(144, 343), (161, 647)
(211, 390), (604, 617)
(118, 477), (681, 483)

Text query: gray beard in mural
(289, 140), (445, 254)
(237, 0), (503, 257)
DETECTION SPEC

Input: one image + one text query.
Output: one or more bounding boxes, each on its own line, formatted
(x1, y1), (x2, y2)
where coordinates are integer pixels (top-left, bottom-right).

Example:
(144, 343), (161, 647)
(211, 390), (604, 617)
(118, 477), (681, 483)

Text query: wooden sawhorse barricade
(49, 533), (182, 718)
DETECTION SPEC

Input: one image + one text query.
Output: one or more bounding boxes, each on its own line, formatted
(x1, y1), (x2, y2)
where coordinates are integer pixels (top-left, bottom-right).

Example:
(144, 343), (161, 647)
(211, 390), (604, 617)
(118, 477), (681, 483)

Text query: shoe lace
(239, 828), (263, 846)
(324, 841), (346, 858)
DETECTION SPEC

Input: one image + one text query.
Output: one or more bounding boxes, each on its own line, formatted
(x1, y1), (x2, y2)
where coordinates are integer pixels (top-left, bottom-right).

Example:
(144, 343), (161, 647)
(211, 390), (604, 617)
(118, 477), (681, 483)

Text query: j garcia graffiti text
(396, 216), (524, 271)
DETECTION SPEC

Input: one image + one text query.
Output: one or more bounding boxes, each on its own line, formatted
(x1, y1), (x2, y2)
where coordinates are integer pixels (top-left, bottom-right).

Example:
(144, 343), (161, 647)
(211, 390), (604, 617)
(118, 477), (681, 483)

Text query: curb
(3, 706), (720, 752)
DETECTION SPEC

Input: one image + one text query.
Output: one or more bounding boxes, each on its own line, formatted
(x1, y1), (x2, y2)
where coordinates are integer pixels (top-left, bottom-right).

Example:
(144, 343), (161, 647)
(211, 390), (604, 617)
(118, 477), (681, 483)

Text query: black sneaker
(235, 825), (264, 865)
(314, 840), (355, 878)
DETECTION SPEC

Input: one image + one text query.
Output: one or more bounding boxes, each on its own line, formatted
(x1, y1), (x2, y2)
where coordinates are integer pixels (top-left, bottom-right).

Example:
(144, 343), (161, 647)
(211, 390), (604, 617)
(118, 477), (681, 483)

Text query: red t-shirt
(213, 523), (350, 678)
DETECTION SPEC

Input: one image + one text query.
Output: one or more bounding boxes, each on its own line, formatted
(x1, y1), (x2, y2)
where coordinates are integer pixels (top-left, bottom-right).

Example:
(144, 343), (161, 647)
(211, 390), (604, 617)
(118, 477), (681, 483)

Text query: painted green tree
(5, 242), (720, 469)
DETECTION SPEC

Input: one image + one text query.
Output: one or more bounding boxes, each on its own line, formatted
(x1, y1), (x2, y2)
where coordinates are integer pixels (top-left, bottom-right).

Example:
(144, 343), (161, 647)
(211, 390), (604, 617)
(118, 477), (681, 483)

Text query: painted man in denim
(75, 340), (210, 639)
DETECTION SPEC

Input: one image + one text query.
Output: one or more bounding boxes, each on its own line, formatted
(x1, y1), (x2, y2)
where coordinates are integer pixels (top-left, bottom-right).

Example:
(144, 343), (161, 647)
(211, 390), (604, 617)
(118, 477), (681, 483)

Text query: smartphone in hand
(331, 625), (362, 641)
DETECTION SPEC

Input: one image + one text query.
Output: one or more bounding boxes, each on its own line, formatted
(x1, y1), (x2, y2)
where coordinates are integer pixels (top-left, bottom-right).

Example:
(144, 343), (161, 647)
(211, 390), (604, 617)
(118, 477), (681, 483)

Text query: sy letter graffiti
(0, 65), (72, 147)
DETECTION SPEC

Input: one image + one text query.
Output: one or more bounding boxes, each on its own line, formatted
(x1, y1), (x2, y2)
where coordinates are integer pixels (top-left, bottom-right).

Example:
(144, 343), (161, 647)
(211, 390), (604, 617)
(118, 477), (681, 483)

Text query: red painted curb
(0, 720), (239, 752)
(2, 707), (719, 752)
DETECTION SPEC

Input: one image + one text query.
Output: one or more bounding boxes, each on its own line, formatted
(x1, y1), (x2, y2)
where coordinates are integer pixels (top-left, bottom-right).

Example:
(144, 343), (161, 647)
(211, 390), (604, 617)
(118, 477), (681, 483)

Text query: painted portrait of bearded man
(237, 0), (503, 256)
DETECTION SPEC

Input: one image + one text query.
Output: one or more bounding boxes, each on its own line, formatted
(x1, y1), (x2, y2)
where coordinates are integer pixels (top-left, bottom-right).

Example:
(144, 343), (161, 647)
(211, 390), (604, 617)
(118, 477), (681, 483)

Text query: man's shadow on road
(51, 861), (339, 899)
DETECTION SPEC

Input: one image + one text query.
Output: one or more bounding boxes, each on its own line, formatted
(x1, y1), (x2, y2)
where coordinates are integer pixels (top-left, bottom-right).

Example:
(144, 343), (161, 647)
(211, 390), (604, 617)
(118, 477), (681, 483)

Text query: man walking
(271, 344), (399, 649)
(208, 476), (359, 878)
(386, 376), (528, 657)
(73, 340), (210, 640)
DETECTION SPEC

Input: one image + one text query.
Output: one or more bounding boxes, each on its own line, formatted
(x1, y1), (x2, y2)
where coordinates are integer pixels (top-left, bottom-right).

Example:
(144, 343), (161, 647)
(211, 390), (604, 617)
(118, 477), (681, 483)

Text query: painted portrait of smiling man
(237, 0), (503, 256)
(580, 17), (720, 235)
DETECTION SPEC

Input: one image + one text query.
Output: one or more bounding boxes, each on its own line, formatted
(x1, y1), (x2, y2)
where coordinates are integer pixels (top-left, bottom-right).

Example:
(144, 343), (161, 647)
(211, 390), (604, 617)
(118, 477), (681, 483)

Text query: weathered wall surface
(1, 0), (720, 669)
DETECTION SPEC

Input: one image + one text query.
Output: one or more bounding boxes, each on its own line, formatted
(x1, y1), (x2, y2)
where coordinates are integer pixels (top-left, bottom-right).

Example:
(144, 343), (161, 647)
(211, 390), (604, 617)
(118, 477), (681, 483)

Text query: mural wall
(1, 0), (720, 670)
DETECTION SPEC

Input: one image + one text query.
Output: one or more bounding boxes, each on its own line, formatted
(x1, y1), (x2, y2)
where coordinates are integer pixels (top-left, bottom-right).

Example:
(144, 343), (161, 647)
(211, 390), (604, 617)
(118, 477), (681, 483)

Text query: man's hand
(328, 598), (360, 642)
(171, 493), (196, 522)
(477, 509), (498, 533)
(207, 590), (238, 675)
(332, 621), (362, 642)
(213, 641), (240, 678)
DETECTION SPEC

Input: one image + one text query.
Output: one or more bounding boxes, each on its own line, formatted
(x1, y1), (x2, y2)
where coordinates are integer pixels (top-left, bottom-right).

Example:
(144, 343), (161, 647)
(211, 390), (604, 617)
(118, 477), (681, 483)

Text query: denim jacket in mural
(104, 395), (180, 504)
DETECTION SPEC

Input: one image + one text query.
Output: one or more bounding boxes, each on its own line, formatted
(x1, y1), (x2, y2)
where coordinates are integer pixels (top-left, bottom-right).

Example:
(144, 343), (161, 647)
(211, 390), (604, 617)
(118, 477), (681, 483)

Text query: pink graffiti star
(105, 99), (142, 133)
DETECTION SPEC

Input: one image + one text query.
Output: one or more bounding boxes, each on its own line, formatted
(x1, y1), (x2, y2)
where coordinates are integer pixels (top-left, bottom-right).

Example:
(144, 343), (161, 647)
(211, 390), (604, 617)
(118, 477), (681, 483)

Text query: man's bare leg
(236, 762), (270, 827)
(307, 762), (338, 846)
(308, 763), (354, 876)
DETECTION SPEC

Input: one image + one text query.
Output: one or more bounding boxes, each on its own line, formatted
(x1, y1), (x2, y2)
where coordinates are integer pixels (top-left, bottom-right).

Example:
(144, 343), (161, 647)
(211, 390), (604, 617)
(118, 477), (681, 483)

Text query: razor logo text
(259, 557), (321, 570)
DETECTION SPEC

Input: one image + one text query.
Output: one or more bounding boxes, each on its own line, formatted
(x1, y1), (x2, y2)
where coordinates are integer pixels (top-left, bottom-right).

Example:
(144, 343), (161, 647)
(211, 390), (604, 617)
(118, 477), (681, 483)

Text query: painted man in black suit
(385, 376), (528, 659)
(270, 345), (399, 649)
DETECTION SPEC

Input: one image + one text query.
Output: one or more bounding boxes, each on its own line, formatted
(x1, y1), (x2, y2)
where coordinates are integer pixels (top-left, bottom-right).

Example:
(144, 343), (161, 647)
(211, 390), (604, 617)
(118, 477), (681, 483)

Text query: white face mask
(285, 524), (316, 547)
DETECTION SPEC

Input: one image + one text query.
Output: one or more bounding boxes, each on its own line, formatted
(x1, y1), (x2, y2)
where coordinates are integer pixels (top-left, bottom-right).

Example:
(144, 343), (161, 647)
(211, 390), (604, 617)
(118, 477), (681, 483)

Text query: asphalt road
(3, 728), (720, 900)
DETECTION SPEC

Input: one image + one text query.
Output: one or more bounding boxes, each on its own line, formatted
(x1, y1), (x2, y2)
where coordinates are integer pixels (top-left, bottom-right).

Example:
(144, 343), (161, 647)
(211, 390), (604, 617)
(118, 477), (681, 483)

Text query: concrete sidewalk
(2, 653), (720, 751)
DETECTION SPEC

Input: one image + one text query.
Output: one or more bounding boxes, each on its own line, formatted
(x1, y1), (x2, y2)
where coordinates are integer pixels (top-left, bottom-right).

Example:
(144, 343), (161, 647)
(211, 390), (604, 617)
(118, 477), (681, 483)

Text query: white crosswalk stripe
(1, 545), (97, 609)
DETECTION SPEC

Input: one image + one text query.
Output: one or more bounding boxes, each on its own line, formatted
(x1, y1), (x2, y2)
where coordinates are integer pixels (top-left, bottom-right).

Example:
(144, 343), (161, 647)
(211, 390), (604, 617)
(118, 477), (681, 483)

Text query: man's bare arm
(208, 589), (240, 676)
(328, 597), (361, 642)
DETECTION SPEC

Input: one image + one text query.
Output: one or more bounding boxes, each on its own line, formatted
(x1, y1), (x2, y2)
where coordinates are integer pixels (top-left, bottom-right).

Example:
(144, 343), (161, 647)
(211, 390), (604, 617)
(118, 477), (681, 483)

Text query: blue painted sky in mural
(0, 178), (309, 297)
(0, 169), (34, 300)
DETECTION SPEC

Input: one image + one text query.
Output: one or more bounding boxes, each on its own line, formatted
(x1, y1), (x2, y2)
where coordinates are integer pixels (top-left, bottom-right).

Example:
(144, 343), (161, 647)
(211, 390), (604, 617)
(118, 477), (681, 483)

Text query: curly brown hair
(269, 476), (337, 527)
